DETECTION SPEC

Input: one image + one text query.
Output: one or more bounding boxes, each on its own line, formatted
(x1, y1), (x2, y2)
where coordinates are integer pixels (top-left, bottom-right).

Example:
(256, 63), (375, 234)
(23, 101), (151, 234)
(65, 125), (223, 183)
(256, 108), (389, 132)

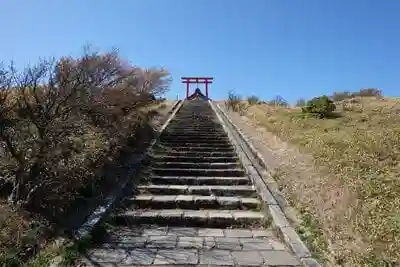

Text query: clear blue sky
(0, 0), (399, 102)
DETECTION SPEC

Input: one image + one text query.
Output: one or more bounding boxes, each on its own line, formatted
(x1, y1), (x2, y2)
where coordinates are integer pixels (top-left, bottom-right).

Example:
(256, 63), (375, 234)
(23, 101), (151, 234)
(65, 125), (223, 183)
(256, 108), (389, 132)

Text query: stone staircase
(77, 99), (300, 266)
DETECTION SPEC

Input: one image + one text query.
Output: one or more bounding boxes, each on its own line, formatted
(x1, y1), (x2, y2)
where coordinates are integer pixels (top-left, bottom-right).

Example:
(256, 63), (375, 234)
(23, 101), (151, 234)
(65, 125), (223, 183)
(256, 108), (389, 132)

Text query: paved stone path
(76, 99), (300, 266)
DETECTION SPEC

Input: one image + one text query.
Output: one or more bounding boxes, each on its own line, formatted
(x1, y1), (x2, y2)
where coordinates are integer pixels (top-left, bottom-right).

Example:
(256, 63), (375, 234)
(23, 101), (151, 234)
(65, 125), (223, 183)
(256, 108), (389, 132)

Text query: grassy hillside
(227, 95), (400, 266)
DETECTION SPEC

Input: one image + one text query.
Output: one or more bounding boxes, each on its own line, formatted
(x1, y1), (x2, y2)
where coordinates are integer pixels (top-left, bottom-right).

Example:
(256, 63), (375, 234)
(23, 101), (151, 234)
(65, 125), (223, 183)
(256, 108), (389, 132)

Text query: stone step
(174, 111), (215, 114)
(166, 126), (223, 131)
(159, 139), (231, 145)
(125, 194), (260, 210)
(176, 113), (213, 116)
(171, 114), (216, 117)
(167, 128), (223, 132)
(160, 134), (228, 140)
(150, 176), (251, 185)
(153, 151), (237, 158)
(173, 120), (212, 123)
(160, 136), (229, 141)
(151, 162), (240, 170)
(151, 167), (245, 177)
(167, 124), (222, 127)
(168, 122), (220, 125)
(114, 209), (265, 228)
(152, 146), (235, 152)
(137, 185), (257, 197)
(157, 142), (233, 149)
(167, 127), (223, 131)
(152, 162), (240, 169)
(168, 133), (225, 137)
(162, 133), (227, 138)
(165, 131), (225, 136)
(104, 225), (275, 239)
(149, 155), (239, 163)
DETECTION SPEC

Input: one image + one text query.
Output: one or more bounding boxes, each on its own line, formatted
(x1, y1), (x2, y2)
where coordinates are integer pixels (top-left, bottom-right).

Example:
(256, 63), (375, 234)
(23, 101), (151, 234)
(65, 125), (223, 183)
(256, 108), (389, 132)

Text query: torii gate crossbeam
(181, 77), (214, 99)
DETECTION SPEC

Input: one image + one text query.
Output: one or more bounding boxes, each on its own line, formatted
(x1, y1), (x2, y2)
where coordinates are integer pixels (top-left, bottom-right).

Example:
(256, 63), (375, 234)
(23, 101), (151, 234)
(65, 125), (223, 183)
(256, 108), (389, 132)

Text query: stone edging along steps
(212, 101), (321, 267)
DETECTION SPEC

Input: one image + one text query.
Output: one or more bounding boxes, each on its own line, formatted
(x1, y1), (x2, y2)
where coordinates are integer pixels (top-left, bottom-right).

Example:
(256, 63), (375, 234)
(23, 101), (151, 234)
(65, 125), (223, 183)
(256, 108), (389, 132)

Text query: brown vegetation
(226, 90), (400, 266)
(0, 46), (172, 265)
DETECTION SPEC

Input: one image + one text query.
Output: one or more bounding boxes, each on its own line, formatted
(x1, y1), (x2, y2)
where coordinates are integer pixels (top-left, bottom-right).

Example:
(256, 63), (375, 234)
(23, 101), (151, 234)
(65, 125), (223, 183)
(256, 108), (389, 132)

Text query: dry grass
(240, 97), (400, 266)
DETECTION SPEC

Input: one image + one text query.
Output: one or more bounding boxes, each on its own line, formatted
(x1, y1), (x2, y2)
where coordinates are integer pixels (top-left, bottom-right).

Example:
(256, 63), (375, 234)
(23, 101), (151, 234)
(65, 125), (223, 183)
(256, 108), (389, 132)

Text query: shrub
(357, 88), (382, 98)
(332, 88), (383, 101)
(226, 91), (240, 110)
(247, 95), (259, 105)
(302, 95), (336, 118)
(226, 91), (247, 115)
(268, 95), (288, 107)
(332, 91), (352, 101)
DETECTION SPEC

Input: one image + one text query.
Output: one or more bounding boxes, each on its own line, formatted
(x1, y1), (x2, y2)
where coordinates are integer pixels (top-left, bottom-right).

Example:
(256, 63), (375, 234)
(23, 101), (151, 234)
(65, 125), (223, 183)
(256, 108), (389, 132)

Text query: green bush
(302, 95), (336, 118)
(247, 95), (259, 105)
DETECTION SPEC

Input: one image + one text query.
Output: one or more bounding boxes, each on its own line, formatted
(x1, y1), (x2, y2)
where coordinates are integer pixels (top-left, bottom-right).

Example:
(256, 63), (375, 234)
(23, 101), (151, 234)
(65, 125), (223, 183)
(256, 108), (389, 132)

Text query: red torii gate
(181, 77), (214, 99)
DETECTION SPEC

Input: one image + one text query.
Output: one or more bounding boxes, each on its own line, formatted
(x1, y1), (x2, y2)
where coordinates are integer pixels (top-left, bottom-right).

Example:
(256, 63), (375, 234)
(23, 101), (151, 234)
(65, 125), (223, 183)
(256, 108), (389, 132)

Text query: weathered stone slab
(194, 195), (217, 204)
(214, 237), (241, 250)
(152, 195), (177, 202)
(240, 238), (274, 250)
(87, 248), (127, 263)
(183, 210), (209, 219)
(251, 229), (274, 238)
(158, 209), (184, 219)
(153, 249), (199, 265)
(240, 197), (261, 207)
(198, 228), (224, 237)
(269, 204), (290, 228)
(175, 195), (194, 203)
(123, 248), (157, 265)
(103, 236), (148, 248)
(146, 235), (177, 249)
(259, 250), (300, 266)
(231, 250), (264, 266)
(133, 195), (154, 201)
(167, 227), (198, 237)
(142, 226), (168, 236)
(177, 236), (204, 249)
(204, 237), (216, 250)
(216, 196), (240, 207)
(224, 229), (253, 238)
(232, 210), (264, 221)
(280, 227), (312, 258)
(199, 249), (235, 266)
(208, 210), (233, 220)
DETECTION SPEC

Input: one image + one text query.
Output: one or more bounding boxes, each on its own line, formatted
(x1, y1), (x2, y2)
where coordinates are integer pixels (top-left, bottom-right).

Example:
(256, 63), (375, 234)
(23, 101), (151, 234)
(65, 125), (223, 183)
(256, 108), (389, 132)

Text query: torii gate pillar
(181, 77), (214, 99)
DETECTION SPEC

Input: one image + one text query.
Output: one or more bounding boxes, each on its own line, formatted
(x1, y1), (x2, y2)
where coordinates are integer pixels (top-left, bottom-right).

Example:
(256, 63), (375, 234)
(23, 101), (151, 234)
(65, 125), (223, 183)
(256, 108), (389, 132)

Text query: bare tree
(268, 95), (289, 107)
(0, 47), (171, 212)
